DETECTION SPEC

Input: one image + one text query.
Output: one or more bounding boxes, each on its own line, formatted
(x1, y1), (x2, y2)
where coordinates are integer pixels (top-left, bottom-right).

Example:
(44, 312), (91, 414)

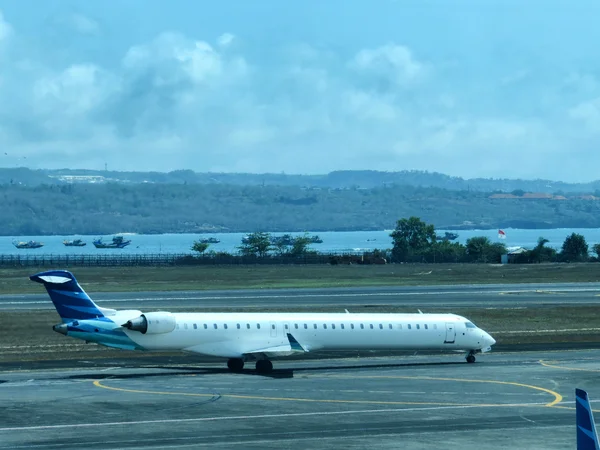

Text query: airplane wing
(243, 333), (309, 358)
(576, 388), (600, 450)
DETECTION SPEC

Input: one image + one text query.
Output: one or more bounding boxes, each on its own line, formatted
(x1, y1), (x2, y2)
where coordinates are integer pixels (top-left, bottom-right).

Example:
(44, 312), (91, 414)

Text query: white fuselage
(119, 312), (495, 359)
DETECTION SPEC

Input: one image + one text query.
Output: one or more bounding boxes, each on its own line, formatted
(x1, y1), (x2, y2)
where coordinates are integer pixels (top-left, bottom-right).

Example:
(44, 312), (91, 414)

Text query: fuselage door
(444, 322), (456, 344)
(270, 321), (277, 338)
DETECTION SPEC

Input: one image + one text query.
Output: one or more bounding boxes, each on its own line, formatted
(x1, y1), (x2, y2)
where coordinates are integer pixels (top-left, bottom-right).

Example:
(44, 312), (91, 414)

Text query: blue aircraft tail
(30, 270), (105, 322)
(576, 388), (600, 450)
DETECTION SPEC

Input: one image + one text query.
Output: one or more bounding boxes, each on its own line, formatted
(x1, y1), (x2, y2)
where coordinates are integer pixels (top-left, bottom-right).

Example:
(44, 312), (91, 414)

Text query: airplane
(30, 270), (497, 373)
(576, 388), (600, 450)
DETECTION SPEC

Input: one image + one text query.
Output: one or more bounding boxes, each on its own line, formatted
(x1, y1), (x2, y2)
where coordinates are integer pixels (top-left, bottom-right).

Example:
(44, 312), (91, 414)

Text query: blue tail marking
(577, 388), (600, 450)
(30, 270), (104, 322)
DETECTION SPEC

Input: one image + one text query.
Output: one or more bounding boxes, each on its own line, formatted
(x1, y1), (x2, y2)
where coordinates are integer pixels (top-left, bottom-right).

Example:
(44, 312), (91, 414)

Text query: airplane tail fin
(30, 270), (106, 322)
(576, 388), (600, 450)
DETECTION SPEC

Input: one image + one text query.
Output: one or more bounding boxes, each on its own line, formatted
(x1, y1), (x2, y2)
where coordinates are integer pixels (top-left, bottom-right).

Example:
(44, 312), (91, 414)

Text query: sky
(1, 0), (599, 182)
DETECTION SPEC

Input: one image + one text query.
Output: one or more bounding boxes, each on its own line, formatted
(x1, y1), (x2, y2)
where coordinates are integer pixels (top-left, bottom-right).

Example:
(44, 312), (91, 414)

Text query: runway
(3, 282), (600, 311)
(1, 350), (596, 449)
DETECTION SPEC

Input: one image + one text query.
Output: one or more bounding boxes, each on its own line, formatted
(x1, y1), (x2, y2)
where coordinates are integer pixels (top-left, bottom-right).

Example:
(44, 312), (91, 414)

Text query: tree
(191, 241), (209, 254)
(560, 233), (589, 262)
(390, 217), (436, 262)
(465, 237), (506, 263)
(289, 233), (314, 256)
(593, 243), (600, 259)
(238, 232), (272, 257)
(529, 237), (557, 263)
(271, 234), (294, 255)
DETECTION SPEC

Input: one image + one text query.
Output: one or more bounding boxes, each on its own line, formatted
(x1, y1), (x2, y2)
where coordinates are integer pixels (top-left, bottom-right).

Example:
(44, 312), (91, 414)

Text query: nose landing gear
(466, 351), (477, 363)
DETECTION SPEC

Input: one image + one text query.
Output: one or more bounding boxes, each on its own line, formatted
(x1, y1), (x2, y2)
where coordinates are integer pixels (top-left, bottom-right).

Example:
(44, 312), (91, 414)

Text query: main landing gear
(227, 358), (244, 372)
(255, 360), (273, 374)
(226, 358), (273, 373)
(465, 351), (476, 364)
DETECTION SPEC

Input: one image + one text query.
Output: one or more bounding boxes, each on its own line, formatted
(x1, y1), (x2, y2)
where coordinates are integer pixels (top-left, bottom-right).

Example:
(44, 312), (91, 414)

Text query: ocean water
(1, 228), (599, 255)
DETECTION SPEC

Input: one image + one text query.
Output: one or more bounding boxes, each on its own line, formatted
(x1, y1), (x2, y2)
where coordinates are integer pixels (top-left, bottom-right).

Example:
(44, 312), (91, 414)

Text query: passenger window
(408, 324), (412, 329)
(379, 324), (383, 329)
(304, 324), (308, 329)
(370, 324), (374, 329)
(388, 324), (392, 329)
(176, 324), (180, 329)
(257, 324), (261, 329)
(313, 324), (317, 329)
(360, 324), (364, 329)
(332, 324), (336, 329)
(204, 324), (207, 329)
(272, 324), (275, 330)
(284, 324), (289, 330)
(295, 324), (299, 329)
(323, 324), (327, 329)
(224, 324), (228, 330)
(416, 324), (420, 330)
(237, 324), (240, 329)
(193, 324), (197, 329)
(341, 324), (345, 329)
(424, 324), (428, 330)
(351, 324), (355, 329)
(184, 323), (188, 330)
(398, 324), (402, 330)
(213, 324), (217, 329)
(246, 323), (250, 329)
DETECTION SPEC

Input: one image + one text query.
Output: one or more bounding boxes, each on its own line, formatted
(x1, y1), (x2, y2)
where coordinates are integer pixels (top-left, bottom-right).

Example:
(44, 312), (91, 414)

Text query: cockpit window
(465, 321), (477, 329)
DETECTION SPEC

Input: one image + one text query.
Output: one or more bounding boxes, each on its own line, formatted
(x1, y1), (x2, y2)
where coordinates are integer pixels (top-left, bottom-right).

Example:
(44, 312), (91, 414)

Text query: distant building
(48, 175), (108, 184)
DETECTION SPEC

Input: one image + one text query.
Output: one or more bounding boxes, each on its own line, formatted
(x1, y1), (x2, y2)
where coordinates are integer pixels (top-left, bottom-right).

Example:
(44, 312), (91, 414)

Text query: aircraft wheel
(227, 358), (244, 371)
(256, 360), (273, 373)
(466, 354), (476, 364)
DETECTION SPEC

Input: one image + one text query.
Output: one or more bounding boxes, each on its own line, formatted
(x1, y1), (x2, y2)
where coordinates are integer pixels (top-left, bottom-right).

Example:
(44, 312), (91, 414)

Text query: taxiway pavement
(1, 350), (596, 449)
(3, 282), (600, 311)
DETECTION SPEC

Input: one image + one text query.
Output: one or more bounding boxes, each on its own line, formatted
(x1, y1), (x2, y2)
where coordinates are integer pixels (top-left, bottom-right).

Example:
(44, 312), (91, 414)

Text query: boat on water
(63, 239), (87, 247)
(93, 236), (131, 249)
(198, 237), (220, 244)
(243, 233), (324, 245)
(436, 231), (459, 241)
(13, 240), (44, 249)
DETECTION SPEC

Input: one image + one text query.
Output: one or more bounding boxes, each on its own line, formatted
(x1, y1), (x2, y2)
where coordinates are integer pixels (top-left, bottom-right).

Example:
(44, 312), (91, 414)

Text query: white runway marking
(0, 402), (549, 432)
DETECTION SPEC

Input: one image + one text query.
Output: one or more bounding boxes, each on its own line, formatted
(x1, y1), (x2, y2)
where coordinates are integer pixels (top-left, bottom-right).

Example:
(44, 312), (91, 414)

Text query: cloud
(34, 64), (115, 115)
(0, 9), (12, 43)
(351, 43), (426, 88)
(569, 97), (600, 133)
(68, 13), (100, 35)
(500, 69), (530, 86)
(0, 3), (599, 182)
(217, 33), (235, 48)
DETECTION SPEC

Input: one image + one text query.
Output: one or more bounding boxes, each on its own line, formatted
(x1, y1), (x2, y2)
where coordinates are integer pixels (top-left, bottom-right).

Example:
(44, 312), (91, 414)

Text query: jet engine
(123, 311), (176, 334)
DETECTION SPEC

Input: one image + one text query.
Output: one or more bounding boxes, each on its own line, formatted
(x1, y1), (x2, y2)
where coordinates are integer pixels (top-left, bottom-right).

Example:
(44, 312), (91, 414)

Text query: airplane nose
(483, 331), (496, 346)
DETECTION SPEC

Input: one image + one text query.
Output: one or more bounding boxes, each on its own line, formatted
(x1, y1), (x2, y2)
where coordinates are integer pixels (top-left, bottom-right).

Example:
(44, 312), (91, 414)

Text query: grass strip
(1, 262), (600, 295)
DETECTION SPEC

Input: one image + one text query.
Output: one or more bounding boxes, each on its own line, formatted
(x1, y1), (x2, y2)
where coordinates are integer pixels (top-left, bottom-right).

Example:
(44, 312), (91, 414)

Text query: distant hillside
(2, 182), (600, 235)
(1, 167), (599, 194)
